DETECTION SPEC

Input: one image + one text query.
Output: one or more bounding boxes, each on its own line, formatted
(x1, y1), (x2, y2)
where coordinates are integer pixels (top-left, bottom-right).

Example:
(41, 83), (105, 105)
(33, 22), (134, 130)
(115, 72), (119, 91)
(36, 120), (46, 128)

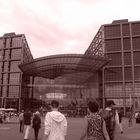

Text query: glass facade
(103, 21), (140, 110)
(1, 20), (140, 112)
(85, 19), (140, 111)
(0, 33), (33, 110)
(33, 71), (99, 108)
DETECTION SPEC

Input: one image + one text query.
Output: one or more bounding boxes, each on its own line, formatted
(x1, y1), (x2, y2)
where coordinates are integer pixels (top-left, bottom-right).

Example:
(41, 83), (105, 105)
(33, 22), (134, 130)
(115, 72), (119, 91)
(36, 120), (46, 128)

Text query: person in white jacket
(43, 100), (67, 140)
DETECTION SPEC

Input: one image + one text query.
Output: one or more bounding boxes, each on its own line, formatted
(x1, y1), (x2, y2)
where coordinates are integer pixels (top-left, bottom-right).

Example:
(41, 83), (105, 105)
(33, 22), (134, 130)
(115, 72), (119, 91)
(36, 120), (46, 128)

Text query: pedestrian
(3, 112), (6, 122)
(135, 111), (140, 123)
(128, 109), (133, 127)
(80, 100), (110, 140)
(19, 110), (24, 133)
(6, 113), (10, 123)
(32, 111), (41, 140)
(102, 100), (119, 140)
(43, 100), (67, 140)
(23, 108), (32, 140)
(117, 109), (123, 134)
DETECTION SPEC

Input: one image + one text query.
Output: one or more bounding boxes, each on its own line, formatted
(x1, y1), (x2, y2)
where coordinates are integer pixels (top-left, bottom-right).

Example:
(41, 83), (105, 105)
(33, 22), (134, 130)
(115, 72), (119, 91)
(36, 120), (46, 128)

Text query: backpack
(102, 109), (115, 140)
(33, 116), (41, 128)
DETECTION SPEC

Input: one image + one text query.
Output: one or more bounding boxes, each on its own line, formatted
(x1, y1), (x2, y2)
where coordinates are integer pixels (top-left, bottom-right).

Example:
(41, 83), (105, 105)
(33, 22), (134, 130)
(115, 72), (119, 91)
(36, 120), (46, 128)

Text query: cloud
(0, 0), (140, 58)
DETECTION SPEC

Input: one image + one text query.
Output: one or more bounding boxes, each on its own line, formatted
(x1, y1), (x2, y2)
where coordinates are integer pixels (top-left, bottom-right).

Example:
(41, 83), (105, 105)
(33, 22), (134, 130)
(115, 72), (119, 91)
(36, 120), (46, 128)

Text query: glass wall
(105, 39), (121, 52)
(10, 48), (21, 59)
(33, 72), (99, 108)
(0, 34), (33, 111)
(122, 24), (130, 36)
(12, 37), (23, 48)
(103, 21), (140, 112)
(104, 67), (122, 81)
(104, 25), (121, 38)
(9, 73), (20, 84)
(10, 61), (21, 72)
(9, 86), (19, 97)
(107, 53), (122, 66)
(104, 83), (123, 97)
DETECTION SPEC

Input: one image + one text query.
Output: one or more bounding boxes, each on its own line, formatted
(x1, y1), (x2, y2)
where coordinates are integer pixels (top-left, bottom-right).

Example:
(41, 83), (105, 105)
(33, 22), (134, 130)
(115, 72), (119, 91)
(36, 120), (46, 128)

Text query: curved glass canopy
(19, 54), (110, 79)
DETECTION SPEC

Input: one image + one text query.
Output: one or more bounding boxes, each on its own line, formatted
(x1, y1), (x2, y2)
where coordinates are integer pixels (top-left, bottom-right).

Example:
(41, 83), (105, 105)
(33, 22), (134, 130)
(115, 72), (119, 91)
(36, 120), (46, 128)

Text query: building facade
(0, 33), (33, 111)
(1, 19), (140, 112)
(86, 19), (140, 111)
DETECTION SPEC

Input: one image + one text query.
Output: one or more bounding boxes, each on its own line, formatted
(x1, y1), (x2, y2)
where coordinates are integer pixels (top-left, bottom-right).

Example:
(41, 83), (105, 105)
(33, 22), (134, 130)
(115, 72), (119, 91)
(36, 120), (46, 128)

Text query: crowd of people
(0, 111), (12, 123)
(17, 99), (127, 140)
(19, 100), (67, 140)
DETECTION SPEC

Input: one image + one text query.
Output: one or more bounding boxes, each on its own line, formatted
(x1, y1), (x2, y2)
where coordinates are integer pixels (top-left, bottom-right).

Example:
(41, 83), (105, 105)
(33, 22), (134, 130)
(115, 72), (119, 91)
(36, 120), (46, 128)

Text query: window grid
(133, 37), (140, 50)
(104, 68), (122, 81)
(8, 86), (19, 97)
(122, 24), (130, 36)
(105, 83), (123, 97)
(5, 38), (11, 48)
(10, 49), (22, 59)
(132, 23), (140, 36)
(124, 53), (131, 65)
(134, 52), (140, 65)
(123, 38), (131, 51)
(104, 25), (121, 38)
(12, 37), (22, 48)
(10, 61), (21, 72)
(134, 67), (140, 80)
(105, 39), (121, 52)
(107, 53), (122, 66)
(9, 73), (20, 84)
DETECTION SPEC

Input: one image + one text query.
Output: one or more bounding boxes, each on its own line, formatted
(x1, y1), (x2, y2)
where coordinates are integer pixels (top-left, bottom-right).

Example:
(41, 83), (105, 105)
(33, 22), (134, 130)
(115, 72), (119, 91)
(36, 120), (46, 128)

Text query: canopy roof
(19, 54), (110, 79)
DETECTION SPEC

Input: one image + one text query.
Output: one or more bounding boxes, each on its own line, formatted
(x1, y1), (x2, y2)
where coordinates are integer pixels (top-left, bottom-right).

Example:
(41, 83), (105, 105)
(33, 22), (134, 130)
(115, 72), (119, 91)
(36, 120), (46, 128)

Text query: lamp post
(40, 95), (42, 107)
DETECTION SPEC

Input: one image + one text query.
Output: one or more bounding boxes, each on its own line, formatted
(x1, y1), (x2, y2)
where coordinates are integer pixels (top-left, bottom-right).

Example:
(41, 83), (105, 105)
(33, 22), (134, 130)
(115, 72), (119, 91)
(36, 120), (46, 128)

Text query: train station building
(0, 19), (140, 113)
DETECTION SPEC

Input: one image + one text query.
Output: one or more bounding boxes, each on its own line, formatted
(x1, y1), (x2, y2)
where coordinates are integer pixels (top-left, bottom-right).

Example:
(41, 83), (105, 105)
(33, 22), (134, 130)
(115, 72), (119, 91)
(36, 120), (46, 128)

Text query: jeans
(19, 120), (24, 133)
(34, 128), (40, 140)
(24, 125), (31, 139)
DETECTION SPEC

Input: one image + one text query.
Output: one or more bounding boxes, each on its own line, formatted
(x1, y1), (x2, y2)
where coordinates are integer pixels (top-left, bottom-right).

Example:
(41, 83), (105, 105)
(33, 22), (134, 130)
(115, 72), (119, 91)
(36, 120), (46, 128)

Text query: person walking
(102, 100), (119, 140)
(32, 111), (41, 140)
(43, 100), (67, 140)
(23, 108), (32, 140)
(118, 109), (123, 134)
(80, 100), (110, 140)
(128, 109), (133, 127)
(19, 110), (24, 133)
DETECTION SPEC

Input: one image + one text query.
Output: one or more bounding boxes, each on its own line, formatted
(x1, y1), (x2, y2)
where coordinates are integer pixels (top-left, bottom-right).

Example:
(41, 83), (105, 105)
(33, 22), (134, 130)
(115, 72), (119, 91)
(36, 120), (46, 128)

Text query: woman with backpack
(32, 111), (41, 140)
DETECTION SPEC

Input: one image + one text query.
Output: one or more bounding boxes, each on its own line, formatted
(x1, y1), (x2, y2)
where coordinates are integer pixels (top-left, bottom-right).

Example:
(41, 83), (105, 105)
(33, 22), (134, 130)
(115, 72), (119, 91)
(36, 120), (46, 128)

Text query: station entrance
(19, 54), (109, 115)
(32, 71), (100, 117)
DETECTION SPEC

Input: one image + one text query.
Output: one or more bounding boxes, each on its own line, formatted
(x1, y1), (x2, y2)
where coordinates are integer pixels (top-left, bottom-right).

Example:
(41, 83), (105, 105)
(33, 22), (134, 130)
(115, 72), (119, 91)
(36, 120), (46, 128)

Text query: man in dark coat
(32, 111), (41, 140)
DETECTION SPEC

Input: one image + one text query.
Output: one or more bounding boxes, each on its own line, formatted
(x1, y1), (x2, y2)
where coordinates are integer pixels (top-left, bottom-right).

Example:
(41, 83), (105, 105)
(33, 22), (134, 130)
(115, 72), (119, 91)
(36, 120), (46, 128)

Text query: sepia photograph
(0, 0), (140, 140)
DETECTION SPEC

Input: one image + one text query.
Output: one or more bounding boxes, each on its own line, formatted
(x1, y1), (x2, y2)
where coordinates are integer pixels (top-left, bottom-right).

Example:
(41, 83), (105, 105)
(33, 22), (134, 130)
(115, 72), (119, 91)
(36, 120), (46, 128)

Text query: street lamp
(40, 95), (42, 107)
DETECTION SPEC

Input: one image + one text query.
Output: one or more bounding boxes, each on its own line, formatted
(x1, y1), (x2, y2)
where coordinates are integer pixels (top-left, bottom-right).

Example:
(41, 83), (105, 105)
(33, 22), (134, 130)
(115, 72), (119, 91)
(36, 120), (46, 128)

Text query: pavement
(0, 117), (140, 140)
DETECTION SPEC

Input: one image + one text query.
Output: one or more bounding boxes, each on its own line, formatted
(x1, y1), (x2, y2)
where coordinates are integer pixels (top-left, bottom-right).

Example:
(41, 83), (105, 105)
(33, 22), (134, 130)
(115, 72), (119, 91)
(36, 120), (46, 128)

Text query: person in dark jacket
(19, 110), (24, 133)
(103, 100), (118, 140)
(32, 111), (41, 140)
(23, 109), (32, 140)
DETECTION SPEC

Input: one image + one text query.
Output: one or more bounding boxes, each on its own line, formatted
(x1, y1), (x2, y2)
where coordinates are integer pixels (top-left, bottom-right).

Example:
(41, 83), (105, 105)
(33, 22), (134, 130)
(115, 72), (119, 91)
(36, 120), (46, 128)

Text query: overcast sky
(0, 0), (140, 58)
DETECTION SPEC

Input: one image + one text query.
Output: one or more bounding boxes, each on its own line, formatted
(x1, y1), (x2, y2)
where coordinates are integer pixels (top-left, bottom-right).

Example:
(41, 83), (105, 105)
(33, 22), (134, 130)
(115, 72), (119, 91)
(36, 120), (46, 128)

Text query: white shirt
(44, 111), (67, 140)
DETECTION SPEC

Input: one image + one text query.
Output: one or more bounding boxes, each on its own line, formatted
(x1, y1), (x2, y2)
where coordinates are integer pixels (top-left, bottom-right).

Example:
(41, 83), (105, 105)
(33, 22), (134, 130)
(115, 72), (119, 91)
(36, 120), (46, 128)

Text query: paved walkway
(0, 117), (140, 140)
(117, 118), (140, 140)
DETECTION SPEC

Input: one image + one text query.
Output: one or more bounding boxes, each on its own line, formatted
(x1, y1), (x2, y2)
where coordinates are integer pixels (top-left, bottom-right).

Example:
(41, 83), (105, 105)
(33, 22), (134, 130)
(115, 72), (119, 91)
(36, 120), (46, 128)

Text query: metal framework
(84, 26), (105, 57)
(19, 54), (110, 79)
